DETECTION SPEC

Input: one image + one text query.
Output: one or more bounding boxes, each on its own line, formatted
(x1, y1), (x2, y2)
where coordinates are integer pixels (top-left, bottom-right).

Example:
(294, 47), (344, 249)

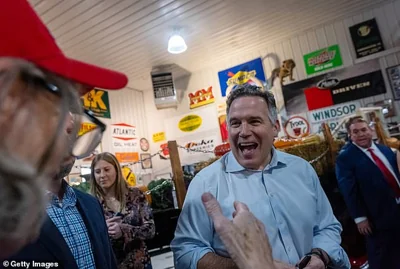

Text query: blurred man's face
(52, 113), (77, 182)
(349, 121), (373, 148)
(54, 156), (76, 181)
(0, 58), (81, 259)
(0, 58), (77, 178)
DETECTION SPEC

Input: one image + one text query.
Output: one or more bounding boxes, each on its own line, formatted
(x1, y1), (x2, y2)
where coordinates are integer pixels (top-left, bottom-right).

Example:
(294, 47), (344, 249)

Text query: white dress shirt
(352, 142), (400, 224)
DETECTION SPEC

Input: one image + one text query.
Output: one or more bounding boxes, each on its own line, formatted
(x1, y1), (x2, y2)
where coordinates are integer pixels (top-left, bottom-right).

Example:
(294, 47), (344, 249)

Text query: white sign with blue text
(308, 101), (360, 133)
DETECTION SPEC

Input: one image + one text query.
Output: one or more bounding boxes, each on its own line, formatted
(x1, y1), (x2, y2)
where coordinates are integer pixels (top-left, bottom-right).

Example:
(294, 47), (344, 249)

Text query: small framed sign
(140, 153), (153, 169)
(349, 18), (384, 58)
(387, 65), (400, 100)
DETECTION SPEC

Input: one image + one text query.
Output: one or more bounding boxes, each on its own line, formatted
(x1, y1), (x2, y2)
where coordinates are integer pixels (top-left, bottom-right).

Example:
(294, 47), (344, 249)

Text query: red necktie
(367, 148), (400, 197)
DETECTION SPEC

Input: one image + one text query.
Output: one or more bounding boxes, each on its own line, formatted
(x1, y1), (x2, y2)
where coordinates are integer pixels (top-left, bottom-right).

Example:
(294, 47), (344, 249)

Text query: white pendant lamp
(168, 34), (187, 54)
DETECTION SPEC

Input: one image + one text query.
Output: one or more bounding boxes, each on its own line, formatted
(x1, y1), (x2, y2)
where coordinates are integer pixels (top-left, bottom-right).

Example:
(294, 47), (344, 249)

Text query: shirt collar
(47, 180), (77, 207)
(352, 141), (377, 153)
(225, 147), (286, 172)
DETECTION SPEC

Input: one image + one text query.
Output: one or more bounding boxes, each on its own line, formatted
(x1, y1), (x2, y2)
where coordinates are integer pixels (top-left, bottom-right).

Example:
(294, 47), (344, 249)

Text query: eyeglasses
(20, 71), (62, 97)
(72, 109), (106, 159)
(21, 68), (106, 159)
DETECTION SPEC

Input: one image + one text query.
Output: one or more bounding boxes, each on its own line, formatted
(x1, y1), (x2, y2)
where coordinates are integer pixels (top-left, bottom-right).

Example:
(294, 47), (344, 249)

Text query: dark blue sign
(218, 58), (266, 97)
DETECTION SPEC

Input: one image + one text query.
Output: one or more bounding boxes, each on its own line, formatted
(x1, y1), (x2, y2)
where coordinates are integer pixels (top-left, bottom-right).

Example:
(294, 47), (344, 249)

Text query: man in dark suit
(336, 116), (400, 269)
(2, 153), (117, 269)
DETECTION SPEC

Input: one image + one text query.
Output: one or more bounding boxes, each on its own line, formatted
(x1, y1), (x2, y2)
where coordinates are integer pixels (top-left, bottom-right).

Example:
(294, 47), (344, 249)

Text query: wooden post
(321, 123), (337, 166)
(168, 140), (187, 209)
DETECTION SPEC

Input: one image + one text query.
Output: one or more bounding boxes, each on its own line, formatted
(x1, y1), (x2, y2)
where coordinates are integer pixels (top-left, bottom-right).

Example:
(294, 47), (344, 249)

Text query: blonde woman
(90, 152), (155, 269)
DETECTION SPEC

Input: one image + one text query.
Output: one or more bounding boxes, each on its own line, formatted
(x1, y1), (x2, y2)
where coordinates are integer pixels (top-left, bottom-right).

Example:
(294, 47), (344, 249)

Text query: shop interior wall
(143, 0), (400, 178)
(73, 88), (148, 176)
(100, 88), (148, 154)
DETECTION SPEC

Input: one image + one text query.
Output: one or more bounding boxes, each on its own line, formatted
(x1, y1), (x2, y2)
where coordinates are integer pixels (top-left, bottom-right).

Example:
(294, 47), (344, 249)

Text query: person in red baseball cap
(0, 0), (128, 258)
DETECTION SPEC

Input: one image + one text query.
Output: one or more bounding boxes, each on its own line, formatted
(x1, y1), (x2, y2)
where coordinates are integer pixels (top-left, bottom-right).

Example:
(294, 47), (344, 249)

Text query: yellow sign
(178, 115), (202, 132)
(78, 122), (97, 136)
(153, 132), (166, 142)
(122, 166), (136, 187)
(227, 70), (256, 86)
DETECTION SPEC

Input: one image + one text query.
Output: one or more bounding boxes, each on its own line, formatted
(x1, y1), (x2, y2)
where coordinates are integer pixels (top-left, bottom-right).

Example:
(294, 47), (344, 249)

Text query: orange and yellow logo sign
(188, 86), (215, 109)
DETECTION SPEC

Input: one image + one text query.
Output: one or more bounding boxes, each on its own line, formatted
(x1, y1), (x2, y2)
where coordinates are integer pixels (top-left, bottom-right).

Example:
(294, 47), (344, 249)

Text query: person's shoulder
(73, 187), (96, 201)
(197, 157), (224, 174)
(126, 186), (145, 198)
(375, 142), (394, 153)
(276, 149), (306, 162)
(193, 156), (225, 184)
(276, 150), (311, 167)
(337, 142), (355, 161)
(184, 157), (225, 200)
(276, 150), (319, 177)
(73, 188), (100, 207)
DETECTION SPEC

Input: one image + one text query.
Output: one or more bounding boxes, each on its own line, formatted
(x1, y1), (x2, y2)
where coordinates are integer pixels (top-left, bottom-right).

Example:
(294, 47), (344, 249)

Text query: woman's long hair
(90, 152), (128, 212)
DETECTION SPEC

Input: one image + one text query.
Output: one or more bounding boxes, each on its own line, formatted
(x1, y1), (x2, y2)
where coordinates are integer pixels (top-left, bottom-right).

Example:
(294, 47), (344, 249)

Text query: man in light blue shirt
(171, 84), (350, 269)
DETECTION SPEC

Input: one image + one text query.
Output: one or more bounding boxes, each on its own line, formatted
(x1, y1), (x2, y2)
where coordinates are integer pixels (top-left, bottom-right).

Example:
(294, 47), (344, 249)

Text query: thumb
(233, 200), (250, 213)
(202, 192), (233, 235)
(201, 192), (224, 222)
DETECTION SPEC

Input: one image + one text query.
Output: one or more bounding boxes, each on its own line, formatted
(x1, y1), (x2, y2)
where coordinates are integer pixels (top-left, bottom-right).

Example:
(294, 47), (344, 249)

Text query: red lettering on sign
(188, 87), (214, 106)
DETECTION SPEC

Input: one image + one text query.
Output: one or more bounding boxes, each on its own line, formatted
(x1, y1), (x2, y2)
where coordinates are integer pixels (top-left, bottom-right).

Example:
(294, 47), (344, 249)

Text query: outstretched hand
(201, 192), (276, 269)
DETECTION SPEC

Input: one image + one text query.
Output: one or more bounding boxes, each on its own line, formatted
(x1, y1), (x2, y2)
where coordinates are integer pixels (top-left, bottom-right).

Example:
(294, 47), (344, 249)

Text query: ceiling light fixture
(168, 34), (187, 54)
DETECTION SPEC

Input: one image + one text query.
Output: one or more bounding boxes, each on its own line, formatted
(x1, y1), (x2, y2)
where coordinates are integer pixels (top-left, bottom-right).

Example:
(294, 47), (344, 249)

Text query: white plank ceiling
(29, 0), (392, 91)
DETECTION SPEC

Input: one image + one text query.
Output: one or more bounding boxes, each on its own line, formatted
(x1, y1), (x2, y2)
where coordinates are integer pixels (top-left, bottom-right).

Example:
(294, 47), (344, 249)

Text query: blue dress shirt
(47, 183), (96, 269)
(171, 149), (350, 269)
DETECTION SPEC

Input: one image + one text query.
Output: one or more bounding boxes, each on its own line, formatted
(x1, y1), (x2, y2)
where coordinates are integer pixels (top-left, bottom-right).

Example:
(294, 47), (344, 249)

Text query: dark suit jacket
(336, 142), (400, 231)
(2, 188), (117, 269)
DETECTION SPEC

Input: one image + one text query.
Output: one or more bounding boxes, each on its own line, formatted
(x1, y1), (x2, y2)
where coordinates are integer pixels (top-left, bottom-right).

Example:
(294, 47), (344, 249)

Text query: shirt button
(270, 193), (274, 197)
(288, 247), (292, 252)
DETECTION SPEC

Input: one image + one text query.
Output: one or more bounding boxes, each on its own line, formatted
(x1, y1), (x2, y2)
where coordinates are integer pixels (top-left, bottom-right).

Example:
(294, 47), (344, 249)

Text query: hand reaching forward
(201, 192), (276, 269)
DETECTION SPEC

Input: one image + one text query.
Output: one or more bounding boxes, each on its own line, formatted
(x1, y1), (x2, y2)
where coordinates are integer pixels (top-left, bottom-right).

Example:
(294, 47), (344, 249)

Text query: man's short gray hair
(226, 84), (278, 124)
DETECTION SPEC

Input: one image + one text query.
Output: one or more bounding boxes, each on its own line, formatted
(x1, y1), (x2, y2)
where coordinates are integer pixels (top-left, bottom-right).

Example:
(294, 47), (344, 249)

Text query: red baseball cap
(0, 0), (128, 93)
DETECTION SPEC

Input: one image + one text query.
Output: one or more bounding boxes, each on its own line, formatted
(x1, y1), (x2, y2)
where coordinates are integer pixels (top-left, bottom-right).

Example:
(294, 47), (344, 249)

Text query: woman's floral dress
(102, 188), (155, 269)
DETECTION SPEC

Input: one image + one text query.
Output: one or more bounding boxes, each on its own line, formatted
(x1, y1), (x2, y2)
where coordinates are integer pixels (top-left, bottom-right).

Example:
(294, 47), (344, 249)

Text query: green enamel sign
(303, 44), (343, 75)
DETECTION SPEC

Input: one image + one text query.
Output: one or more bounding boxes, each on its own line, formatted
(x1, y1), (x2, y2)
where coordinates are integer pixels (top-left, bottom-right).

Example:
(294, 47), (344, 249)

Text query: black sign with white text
(349, 19), (385, 58)
(282, 59), (385, 116)
(330, 71), (386, 104)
